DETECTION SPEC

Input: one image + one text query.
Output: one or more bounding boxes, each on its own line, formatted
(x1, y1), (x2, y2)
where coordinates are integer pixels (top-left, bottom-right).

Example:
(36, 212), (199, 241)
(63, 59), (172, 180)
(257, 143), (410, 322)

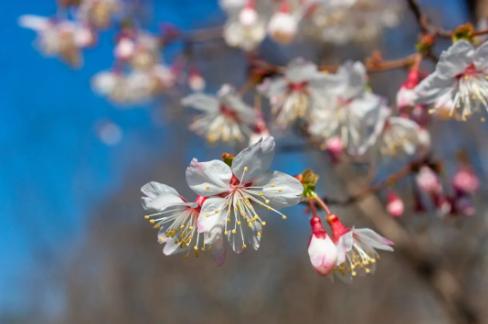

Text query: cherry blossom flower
(415, 40), (488, 121)
(267, 2), (299, 44)
(308, 216), (338, 275)
(372, 116), (429, 156)
(92, 64), (174, 104)
(182, 84), (257, 143)
(307, 0), (401, 45)
(223, 1), (266, 51)
(114, 36), (136, 61)
(186, 137), (303, 253)
(259, 59), (330, 127)
(386, 192), (404, 217)
(141, 182), (216, 256)
(416, 166), (442, 194)
(126, 32), (161, 70)
(327, 214), (393, 280)
(415, 166), (452, 215)
(453, 166), (479, 194)
(19, 15), (95, 67)
(78, 0), (120, 29)
(308, 62), (388, 155)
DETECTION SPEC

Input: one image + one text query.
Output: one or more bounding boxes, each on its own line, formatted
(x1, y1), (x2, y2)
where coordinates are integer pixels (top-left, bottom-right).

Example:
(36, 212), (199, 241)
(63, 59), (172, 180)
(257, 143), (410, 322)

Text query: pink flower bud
(188, 71), (205, 91)
(386, 192), (404, 217)
(239, 3), (258, 26)
(308, 217), (337, 275)
(325, 137), (343, 163)
(114, 38), (135, 61)
(416, 166), (441, 194)
(268, 3), (297, 44)
(396, 86), (418, 110)
(453, 167), (479, 194)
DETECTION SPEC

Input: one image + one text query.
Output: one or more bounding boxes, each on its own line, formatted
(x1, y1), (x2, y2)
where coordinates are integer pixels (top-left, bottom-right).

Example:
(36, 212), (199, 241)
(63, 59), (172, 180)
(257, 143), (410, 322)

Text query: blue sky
(0, 0), (469, 315)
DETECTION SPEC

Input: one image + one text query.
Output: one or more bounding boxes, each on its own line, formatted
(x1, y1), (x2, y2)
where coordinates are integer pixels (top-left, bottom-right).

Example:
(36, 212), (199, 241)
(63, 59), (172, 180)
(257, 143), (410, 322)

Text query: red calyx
(326, 214), (349, 242)
(310, 216), (327, 238)
(288, 81), (308, 92)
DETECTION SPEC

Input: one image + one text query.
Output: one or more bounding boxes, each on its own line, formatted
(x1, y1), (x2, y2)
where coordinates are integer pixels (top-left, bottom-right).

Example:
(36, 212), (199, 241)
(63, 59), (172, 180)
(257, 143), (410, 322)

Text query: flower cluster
(307, 210), (393, 280)
(185, 59), (429, 161)
(220, 0), (402, 50)
(19, 15), (96, 67)
(415, 39), (488, 121)
(19, 0), (121, 66)
(92, 31), (175, 105)
(141, 137), (303, 256)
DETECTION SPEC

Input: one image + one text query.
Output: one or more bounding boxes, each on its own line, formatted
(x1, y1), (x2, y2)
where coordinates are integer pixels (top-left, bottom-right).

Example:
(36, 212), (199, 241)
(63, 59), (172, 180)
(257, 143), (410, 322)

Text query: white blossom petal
(198, 197), (227, 234)
(354, 228), (394, 251)
(141, 182), (184, 211)
(255, 171), (303, 209)
(186, 159), (232, 196)
(182, 93), (219, 113)
(232, 136), (275, 183)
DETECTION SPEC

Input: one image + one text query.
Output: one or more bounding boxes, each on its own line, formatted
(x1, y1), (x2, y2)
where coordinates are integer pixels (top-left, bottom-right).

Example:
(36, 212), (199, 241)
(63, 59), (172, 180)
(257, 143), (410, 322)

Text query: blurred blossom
(114, 37), (136, 61)
(92, 64), (174, 104)
(97, 121), (123, 145)
(259, 58), (330, 127)
(223, 2), (266, 51)
(415, 40), (488, 121)
(267, 2), (300, 44)
(373, 116), (429, 157)
(386, 192), (404, 217)
(453, 166), (480, 194)
(182, 84), (257, 143)
(129, 32), (161, 70)
(416, 166), (442, 195)
(187, 70), (206, 92)
(308, 61), (388, 156)
(306, 0), (402, 44)
(78, 0), (120, 29)
(325, 137), (344, 163)
(219, 0), (247, 12)
(19, 15), (95, 67)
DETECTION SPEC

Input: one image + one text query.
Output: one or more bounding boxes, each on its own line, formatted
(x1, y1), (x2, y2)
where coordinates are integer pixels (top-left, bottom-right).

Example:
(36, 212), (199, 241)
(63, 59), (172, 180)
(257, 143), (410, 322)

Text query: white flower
(308, 62), (389, 155)
(259, 59), (330, 127)
(267, 9), (299, 44)
(223, 8), (266, 51)
(19, 15), (94, 67)
(78, 0), (120, 29)
(328, 214), (393, 280)
(141, 182), (213, 256)
(415, 40), (488, 120)
(114, 37), (136, 61)
(129, 32), (161, 70)
(308, 216), (338, 275)
(416, 166), (442, 194)
(308, 0), (401, 44)
(373, 116), (429, 156)
(219, 0), (247, 12)
(186, 137), (303, 253)
(334, 228), (393, 279)
(182, 84), (257, 143)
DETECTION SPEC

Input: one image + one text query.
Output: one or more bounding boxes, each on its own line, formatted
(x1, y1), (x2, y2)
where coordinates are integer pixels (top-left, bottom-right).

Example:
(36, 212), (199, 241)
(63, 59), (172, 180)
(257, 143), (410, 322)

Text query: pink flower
(307, 216), (338, 275)
(416, 166), (442, 194)
(327, 214), (393, 280)
(386, 192), (404, 217)
(453, 166), (479, 194)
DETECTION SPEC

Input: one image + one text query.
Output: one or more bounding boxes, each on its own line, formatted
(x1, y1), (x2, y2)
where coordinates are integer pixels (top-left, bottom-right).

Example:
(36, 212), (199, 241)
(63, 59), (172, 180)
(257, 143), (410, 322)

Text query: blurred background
(2, 0), (488, 323)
